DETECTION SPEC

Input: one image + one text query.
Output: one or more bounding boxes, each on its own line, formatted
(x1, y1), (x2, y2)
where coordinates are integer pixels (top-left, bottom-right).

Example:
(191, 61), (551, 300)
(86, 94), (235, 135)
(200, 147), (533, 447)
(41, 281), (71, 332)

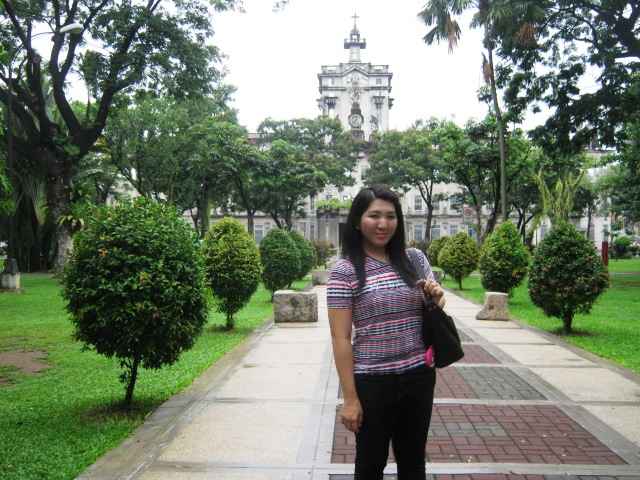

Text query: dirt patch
(0, 350), (51, 375)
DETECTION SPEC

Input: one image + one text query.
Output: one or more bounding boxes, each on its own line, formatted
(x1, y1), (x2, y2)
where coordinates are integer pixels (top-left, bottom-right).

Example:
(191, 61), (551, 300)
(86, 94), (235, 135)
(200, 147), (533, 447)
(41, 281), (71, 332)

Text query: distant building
(225, 18), (628, 254)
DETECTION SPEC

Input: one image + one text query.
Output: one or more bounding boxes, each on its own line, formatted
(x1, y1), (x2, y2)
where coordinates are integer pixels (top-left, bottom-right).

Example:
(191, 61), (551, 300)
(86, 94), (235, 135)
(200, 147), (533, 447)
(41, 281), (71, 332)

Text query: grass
(0, 274), (310, 480)
(441, 258), (640, 374)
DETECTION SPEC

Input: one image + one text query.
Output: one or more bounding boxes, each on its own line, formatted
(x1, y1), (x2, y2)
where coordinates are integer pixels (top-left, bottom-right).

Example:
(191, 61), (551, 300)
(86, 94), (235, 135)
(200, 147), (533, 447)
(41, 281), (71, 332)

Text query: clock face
(349, 113), (363, 127)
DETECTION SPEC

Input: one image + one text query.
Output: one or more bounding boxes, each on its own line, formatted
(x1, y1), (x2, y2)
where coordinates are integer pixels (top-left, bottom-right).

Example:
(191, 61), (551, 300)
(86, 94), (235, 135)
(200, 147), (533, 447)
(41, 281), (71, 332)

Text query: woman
(327, 185), (445, 480)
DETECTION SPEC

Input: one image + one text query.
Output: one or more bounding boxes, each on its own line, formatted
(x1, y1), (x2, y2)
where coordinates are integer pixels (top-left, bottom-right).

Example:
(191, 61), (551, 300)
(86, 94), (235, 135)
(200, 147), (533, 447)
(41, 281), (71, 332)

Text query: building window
(376, 78), (382, 85)
(433, 201), (440, 212)
(254, 225), (264, 244)
(310, 224), (315, 240)
(413, 224), (423, 242)
(330, 78), (335, 85)
(310, 196), (315, 212)
(414, 196), (422, 212)
(450, 197), (458, 212)
(431, 225), (441, 239)
(588, 226), (595, 242)
(343, 195), (349, 201)
(291, 225), (299, 232)
(326, 194), (332, 200)
(450, 224), (458, 235)
(468, 226), (477, 239)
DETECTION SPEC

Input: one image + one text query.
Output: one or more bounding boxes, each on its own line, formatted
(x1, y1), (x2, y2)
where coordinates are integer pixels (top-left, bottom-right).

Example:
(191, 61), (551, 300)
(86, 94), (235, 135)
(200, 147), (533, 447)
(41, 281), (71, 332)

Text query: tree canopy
(0, 0), (238, 269)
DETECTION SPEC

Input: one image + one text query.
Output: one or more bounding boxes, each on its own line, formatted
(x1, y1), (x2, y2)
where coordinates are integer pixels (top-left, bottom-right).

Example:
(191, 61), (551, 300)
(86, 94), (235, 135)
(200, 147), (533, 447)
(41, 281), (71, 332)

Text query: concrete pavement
(78, 285), (640, 480)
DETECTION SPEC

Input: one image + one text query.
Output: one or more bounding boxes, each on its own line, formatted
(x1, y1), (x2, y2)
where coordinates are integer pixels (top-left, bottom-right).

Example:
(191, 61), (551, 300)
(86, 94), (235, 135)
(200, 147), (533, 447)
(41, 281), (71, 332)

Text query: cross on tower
(352, 13), (359, 27)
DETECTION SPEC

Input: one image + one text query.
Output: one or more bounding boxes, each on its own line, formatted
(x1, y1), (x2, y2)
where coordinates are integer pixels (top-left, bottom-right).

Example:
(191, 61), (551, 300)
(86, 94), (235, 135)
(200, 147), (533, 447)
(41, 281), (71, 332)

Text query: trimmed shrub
(61, 197), (208, 405)
(289, 230), (315, 280)
(260, 228), (301, 298)
(528, 221), (609, 333)
(426, 236), (450, 268)
(202, 217), (262, 330)
(438, 232), (480, 290)
(310, 240), (335, 268)
(614, 236), (631, 258)
(479, 221), (530, 297)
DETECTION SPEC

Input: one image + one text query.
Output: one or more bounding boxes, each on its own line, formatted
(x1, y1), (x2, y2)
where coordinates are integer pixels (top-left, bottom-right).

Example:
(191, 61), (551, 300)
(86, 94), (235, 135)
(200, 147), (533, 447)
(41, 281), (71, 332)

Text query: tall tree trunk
(246, 212), (255, 236)
(45, 156), (74, 273)
(484, 27), (508, 222)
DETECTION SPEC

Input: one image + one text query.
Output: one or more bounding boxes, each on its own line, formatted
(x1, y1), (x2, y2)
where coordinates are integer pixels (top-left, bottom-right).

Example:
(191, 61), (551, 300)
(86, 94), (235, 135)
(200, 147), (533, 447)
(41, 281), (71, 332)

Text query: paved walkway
(79, 286), (640, 480)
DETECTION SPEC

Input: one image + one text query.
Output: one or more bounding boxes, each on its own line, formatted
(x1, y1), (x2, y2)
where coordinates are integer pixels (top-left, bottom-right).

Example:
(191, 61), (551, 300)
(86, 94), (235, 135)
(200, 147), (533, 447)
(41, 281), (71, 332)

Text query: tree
(61, 197), (208, 405)
(262, 139), (328, 231)
(572, 173), (606, 241)
(601, 99), (640, 223)
(0, 155), (12, 216)
(479, 221), (529, 296)
(0, 0), (238, 270)
(259, 227), (300, 299)
(495, 0), (640, 154)
(438, 231), (480, 289)
(417, 0), (543, 221)
(366, 120), (450, 241)
(257, 117), (363, 190)
(528, 221), (609, 333)
(202, 217), (262, 330)
(103, 97), (238, 232)
(426, 236), (450, 269)
(431, 117), (503, 246)
(533, 167), (584, 225)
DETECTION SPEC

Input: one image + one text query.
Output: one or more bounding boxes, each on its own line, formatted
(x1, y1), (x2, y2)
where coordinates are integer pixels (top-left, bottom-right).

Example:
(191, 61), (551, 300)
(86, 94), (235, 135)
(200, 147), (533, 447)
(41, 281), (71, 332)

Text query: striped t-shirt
(327, 249), (435, 374)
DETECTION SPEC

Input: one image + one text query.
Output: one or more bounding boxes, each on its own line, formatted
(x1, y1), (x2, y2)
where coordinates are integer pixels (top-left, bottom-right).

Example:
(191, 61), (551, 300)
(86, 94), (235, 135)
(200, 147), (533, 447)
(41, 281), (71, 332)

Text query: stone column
(328, 211), (340, 246)
(317, 209), (327, 242)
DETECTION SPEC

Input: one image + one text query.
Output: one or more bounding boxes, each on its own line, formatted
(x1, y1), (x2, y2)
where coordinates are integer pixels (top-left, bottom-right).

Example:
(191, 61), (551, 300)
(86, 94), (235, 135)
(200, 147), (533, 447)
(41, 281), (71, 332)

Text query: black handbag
(408, 248), (464, 368)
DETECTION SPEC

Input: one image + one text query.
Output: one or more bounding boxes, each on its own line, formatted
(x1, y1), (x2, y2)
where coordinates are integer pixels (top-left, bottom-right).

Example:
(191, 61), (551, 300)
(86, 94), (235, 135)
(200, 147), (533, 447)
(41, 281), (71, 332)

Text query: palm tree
(417, 0), (542, 222)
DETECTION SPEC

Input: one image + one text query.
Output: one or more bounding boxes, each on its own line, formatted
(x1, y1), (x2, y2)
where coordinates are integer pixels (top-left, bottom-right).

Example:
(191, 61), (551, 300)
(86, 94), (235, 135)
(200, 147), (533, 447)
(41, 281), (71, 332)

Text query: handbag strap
(408, 248), (426, 280)
(409, 248), (434, 303)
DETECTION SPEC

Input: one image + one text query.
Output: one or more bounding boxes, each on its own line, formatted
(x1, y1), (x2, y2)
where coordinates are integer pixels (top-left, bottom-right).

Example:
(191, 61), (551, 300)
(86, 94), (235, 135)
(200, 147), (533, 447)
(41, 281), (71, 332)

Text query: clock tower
(317, 15), (393, 140)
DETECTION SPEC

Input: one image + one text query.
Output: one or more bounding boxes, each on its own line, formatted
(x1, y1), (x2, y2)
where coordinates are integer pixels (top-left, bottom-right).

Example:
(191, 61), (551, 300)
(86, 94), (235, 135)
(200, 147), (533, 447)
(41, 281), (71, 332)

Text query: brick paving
(330, 476), (640, 480)
(331, 341), (630, 471)
(455, 344), (501, 364)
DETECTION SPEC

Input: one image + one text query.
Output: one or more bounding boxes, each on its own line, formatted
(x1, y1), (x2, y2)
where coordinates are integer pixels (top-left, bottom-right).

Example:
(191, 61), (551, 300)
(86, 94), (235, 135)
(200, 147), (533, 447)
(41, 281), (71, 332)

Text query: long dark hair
(341, 185), (418, 290)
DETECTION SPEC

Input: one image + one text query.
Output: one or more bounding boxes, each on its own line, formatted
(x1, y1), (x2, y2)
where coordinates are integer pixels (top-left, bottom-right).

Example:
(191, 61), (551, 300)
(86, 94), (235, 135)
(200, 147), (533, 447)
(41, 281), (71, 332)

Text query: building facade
(240, 20), (624, 254)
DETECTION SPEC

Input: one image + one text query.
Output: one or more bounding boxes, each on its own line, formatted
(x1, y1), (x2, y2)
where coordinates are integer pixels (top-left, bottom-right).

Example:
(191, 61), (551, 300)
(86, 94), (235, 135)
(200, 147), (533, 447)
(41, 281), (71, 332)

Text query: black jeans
(353, 365), (436, 480)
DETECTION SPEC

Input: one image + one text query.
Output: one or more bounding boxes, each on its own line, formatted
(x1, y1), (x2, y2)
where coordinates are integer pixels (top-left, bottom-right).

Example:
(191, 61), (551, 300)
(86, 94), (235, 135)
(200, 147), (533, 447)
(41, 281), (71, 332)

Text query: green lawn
(441, 258), (640, 374)
(0, 274), (309, 480)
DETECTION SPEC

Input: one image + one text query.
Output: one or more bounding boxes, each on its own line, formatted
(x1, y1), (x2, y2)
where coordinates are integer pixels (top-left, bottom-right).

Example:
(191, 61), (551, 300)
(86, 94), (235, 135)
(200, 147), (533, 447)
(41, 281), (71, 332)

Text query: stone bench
(273, 290), (318, 323)
(312, 269), (330, 285)
(476, 292), (510, 321)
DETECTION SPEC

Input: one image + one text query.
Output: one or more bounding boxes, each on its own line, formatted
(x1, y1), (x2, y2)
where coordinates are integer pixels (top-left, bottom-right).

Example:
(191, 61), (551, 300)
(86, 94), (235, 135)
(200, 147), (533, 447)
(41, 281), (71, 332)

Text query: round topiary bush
(528, 221), (609, 333)
(202, 217), (262, 330)
(289, 230), (315, 280)
(259, 228), (301, 298)
(426, 236), (450, 268)
(479, 221), (530, 296)
(61, 197), (208, 405)
(438, 232), (480, 290)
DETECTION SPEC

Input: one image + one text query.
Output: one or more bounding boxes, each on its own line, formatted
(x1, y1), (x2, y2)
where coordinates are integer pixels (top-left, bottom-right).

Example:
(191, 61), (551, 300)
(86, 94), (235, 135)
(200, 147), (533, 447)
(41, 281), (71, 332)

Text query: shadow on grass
(79, 398), (162, 423)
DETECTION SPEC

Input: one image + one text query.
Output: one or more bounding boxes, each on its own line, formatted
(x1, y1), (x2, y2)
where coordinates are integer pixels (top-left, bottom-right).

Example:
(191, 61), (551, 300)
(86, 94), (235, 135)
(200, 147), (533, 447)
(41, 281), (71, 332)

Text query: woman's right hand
(341, 397), (363, 433)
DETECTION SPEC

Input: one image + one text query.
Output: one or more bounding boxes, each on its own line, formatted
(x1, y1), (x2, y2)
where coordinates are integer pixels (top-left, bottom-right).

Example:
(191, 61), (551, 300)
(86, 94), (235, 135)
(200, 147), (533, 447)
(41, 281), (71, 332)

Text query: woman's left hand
(417, 278), (445, 308)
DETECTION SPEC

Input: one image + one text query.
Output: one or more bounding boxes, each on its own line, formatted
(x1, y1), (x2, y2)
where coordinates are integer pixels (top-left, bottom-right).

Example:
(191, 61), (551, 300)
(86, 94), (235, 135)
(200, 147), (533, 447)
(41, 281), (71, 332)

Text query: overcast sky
(213, 0), (503, 133)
